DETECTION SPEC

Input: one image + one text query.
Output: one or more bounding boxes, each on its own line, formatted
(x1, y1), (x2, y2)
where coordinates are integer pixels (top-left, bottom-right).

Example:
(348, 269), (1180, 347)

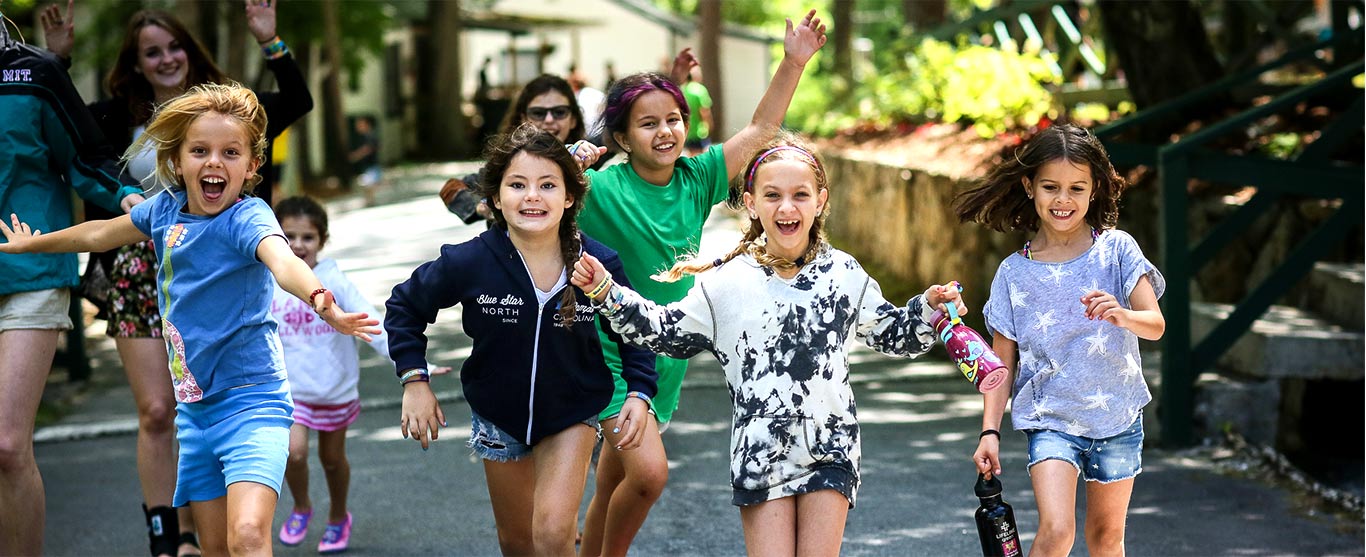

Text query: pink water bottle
(931, 285), (1007, 393)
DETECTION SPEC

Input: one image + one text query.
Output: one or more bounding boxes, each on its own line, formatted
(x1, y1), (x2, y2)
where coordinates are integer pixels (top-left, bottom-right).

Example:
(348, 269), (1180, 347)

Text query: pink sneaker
(278, 509), (311, 546)
(318, 512), (351, 554)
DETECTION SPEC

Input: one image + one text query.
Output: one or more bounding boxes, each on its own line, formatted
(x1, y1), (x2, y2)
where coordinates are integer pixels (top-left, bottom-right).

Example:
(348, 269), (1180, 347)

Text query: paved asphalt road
(35, 169), (1363, 556)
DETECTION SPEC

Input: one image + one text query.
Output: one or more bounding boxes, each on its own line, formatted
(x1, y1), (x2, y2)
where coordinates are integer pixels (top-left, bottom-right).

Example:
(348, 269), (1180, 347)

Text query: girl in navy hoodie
(384, 124), (656, 556)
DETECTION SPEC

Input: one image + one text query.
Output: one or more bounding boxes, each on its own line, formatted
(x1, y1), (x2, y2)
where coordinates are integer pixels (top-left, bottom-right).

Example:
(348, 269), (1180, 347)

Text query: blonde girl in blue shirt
(0, 83), (378, 555)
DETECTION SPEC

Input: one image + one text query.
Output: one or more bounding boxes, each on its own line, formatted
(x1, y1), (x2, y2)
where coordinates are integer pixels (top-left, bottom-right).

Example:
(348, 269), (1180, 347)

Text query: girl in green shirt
(576, 10), (828, 556)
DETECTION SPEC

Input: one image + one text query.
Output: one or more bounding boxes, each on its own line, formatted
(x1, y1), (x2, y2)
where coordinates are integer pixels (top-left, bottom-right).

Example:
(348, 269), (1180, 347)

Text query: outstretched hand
(570, 252), (612, 301)
(39, 0), (75, 59)
(244, 0), (278, 44)
(668, 46), (699, 85)
(0, 214), (43, 254)
(783, 9), (828, 68)
(313, 290), (382, 341)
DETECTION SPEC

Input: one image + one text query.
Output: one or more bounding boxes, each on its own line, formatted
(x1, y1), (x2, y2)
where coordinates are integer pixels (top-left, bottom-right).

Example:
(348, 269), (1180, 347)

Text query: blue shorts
(1026, 414), (1143, 484)
(173, 380), (293, 506)
(468, 411), (598, 463)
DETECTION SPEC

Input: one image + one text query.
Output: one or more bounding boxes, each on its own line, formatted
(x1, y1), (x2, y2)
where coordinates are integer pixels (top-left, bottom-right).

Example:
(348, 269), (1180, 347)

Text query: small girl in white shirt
(269, 196), (444, 553)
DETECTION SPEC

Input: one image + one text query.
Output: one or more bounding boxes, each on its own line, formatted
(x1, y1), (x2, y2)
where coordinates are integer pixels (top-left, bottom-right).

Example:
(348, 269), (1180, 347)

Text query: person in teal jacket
(0, 22), (142, 555)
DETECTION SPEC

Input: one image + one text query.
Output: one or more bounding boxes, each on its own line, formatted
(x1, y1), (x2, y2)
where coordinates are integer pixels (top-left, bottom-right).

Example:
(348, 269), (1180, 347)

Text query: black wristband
(979, 429), (1001, 440)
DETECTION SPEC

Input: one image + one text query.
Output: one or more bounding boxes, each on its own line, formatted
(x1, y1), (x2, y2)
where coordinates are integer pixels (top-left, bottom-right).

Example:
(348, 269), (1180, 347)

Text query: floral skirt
(105, 240), (162, 338)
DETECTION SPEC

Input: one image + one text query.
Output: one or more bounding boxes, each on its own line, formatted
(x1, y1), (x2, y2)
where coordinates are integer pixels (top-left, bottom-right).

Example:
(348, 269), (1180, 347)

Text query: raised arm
(257, 235), (380, 341)
(721, 9), (827, 179)
(250, 0), (315, 138)
(0, 213), (147, 254)
(39, 0), (75, 61)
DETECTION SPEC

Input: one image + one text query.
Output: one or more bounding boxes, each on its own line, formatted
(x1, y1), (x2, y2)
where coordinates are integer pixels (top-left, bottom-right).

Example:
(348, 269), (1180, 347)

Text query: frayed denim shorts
(1026, 413), (1143, 483)
(468, 410), (599, 463)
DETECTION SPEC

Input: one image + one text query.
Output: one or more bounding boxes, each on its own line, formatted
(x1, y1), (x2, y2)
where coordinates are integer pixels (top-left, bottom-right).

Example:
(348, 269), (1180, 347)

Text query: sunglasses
(527, 105), (573, 121)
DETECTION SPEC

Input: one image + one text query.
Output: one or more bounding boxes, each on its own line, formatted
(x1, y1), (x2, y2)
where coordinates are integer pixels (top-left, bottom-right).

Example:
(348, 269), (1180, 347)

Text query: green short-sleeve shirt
(579, 145), (729, 422)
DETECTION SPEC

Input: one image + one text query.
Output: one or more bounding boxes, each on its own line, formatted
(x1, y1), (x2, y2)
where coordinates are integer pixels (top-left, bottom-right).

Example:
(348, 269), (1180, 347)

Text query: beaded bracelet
(399, 369), (430, 385)
(260, 36), (289, 60)
(309, 288), (329, 313)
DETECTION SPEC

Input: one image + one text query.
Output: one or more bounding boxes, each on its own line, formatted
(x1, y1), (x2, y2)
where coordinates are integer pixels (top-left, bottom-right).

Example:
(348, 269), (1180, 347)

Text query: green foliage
(650, 0), (812, 32)
(277, 0), (393, 88)
(1258, 132), (1303, 160)
(789, 37), (1059, 137)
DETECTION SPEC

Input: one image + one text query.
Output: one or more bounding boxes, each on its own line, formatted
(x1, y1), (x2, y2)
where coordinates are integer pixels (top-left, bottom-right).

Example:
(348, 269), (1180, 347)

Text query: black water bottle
(975, 473), (1022, 556)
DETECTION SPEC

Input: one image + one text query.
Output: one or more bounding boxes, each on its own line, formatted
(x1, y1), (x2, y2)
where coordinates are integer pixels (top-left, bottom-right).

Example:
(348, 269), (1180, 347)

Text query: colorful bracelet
(586, 277), (613, 300)
(626, 391), (656, 414)
(260, 36), (288, 60)
(309, 288), (329, 313)
(399, 369), (430, 385)
(601, 286), (626, 315)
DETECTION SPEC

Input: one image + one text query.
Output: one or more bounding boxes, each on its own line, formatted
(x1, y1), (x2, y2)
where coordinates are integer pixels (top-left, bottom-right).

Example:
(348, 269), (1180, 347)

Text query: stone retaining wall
(821, 152), (1025, 328)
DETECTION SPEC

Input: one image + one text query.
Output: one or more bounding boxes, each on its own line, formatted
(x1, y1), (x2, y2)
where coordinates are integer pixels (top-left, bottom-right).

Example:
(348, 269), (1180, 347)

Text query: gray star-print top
(983, 229), (1165, 439)
(598, 248), (937, 506)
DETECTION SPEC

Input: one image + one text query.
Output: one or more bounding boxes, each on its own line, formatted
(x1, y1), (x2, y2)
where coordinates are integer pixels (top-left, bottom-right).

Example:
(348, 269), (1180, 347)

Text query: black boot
(143, 504), (180, 557)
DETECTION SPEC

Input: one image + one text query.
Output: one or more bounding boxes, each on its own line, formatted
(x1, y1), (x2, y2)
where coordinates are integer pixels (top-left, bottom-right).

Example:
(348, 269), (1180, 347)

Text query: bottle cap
(975, 473), (1002, 498)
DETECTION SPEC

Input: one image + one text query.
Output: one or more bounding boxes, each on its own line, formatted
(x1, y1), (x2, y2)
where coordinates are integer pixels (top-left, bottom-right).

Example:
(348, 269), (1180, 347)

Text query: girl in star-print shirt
(954, 124), (1166, 557)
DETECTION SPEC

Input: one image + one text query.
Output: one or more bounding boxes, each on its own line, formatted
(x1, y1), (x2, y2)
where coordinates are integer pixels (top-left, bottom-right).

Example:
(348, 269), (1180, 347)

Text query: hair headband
(744, 146), (818, 192)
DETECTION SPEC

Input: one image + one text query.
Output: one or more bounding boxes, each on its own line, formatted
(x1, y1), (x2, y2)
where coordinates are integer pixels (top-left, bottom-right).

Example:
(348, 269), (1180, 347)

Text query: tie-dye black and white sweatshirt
(596, 247), (938, 507)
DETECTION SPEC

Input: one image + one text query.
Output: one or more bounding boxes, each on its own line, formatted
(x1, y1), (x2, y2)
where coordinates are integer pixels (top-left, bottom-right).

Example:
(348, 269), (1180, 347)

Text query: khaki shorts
(0, 288), (73, 331)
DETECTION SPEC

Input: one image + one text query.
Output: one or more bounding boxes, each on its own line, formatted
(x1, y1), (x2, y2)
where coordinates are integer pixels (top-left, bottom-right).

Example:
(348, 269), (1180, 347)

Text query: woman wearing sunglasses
(439, 74), (594, 223)
(441, 51), (699, 222)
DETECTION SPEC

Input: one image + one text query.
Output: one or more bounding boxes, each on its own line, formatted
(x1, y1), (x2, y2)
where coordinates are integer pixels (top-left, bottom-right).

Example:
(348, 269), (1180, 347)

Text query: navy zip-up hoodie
(386, 229), (657, 446)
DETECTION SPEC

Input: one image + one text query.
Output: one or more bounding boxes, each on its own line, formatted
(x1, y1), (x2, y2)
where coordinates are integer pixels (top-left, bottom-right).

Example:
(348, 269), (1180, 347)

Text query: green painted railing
(1096, 28), (1364, 446)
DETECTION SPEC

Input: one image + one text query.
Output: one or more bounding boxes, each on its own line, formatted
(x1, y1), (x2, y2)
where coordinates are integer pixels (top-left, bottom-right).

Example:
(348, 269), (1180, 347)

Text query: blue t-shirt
(983, 229), (1165, 438)
(130, 191), (287, 403)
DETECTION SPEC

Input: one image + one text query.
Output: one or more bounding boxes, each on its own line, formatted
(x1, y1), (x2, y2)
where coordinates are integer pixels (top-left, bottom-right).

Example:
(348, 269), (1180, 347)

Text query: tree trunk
(903, 0), (946, 30)
(698, 0), (723, 141)
(416, 0), (471, 159)
(1097, 0), (1225, 139)
(832, 0), (854, 98)
(321, 0), (352, 186)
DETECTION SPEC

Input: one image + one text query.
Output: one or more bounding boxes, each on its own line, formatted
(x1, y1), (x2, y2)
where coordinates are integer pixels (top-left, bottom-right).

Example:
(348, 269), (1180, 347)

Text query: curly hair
(953, 124), (1125, 233)
(127, 83), (268, 193)
(477, 123), (590, 327)
(654, 131), (829, 282)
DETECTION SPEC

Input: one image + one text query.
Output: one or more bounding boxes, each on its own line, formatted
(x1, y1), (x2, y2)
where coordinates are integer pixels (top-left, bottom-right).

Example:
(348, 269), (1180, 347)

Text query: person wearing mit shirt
(0, 20), (143, 556)
(385, 126), (657, 556)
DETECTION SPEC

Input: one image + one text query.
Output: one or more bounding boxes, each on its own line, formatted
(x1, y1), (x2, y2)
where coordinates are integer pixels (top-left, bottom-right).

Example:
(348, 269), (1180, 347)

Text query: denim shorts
(1026, 414), (1143, 483)
(468, 411), (599, 463)
(173, 380), (293, 506)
